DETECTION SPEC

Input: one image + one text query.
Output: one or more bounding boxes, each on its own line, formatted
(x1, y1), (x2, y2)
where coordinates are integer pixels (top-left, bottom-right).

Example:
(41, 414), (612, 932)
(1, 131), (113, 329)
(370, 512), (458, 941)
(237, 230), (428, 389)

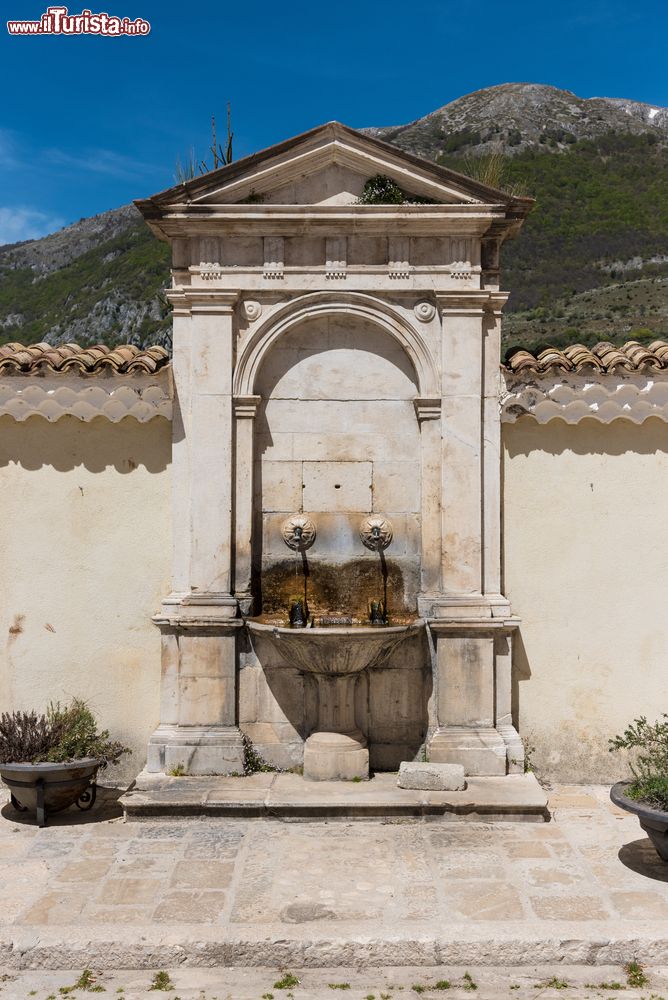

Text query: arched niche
(233, 291), (440, 400)
(250, 312), (422, 617)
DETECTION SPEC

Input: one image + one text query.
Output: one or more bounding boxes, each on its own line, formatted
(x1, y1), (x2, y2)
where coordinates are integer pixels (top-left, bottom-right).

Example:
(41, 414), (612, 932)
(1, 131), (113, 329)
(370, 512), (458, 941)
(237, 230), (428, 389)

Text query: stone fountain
(135, 121), (534, 793)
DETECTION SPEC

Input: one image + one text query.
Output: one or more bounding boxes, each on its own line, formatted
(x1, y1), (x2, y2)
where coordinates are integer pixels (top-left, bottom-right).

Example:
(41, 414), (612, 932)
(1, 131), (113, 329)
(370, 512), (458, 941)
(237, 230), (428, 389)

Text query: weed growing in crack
(59, 970), (106, 994)
(537, 976), (569, 990)
(273, 974), (299, 990)
(462, 973), (478, 992)
(626, 961), (649, 988)
(149, 971), (174, 992)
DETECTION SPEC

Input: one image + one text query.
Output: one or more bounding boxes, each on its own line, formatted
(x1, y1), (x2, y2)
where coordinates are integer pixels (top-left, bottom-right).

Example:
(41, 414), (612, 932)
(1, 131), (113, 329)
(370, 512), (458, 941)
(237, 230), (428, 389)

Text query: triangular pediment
(138, 122), (523, 212)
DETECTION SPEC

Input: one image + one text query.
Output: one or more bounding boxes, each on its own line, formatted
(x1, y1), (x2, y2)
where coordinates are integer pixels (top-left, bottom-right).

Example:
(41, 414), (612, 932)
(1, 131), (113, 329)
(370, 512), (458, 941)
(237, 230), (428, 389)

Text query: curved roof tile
(3, 338), (668, 379)
(504, 340), (668, 375)
(0, 342), (170, 374)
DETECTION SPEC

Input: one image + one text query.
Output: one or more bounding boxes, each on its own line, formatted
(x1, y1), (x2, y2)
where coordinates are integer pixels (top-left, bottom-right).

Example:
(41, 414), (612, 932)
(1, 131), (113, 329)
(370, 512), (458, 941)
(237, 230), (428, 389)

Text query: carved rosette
(242, 300), (262, 322)
(281, 514), (317, 551)
(414, 301), (436, 323)
(360, 516), (393, 551)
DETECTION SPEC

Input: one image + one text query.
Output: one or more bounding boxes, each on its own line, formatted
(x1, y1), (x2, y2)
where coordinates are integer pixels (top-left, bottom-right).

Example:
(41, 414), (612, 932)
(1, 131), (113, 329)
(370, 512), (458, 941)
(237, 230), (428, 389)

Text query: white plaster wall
(0, 415), (171, 784)
(503, 416), (668, 782)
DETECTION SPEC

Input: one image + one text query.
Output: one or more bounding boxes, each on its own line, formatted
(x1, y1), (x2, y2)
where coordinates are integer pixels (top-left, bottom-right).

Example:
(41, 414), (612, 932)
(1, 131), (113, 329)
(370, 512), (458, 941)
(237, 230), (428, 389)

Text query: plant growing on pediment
(358, 174), (404, 204)
(357, 174), (436, 205)
(175, 102), (234, 182)
(456, 151), (529, 197)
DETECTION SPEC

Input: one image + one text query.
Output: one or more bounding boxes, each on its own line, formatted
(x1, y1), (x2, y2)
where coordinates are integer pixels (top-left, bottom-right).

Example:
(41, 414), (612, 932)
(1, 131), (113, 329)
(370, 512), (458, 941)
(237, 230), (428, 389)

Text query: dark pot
(0, 758), (100, 827)
(610, 781), (668, 862)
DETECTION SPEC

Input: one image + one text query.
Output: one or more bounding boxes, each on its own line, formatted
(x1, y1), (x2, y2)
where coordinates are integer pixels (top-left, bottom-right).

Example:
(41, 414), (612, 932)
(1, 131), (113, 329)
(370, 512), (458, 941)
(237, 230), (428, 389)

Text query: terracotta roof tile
(5, 339), (668, 380)
(0, 342), (170, 375)
(504, 340), (668, 375)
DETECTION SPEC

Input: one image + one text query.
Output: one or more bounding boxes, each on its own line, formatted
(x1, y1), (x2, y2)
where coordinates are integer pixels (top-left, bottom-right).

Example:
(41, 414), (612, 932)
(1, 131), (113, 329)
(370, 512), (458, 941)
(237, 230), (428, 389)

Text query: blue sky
(0, 0), (666, 244)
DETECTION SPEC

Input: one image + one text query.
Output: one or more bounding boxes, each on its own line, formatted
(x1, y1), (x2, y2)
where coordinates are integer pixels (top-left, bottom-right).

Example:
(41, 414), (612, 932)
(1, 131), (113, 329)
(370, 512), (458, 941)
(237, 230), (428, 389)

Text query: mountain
(367, 83), (668, 158)
(1, 83), (668, 355)
(0, 205), (170, 348)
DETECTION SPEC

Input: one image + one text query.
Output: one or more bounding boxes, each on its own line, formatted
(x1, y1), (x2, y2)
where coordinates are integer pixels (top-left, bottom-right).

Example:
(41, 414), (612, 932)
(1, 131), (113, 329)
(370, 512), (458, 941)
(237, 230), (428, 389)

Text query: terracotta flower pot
(0, 758), (100, 827)
(610, 781), (668, 862)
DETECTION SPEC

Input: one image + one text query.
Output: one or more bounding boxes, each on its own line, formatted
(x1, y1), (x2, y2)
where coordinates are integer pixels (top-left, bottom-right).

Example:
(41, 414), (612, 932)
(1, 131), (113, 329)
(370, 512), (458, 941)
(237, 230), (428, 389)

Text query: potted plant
(609, 714), (668, 861)
(0, 699), (130, 826)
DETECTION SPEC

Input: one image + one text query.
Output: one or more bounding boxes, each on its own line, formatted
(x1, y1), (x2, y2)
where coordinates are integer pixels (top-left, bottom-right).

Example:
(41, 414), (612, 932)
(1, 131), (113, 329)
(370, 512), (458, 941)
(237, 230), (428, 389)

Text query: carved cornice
(501, 371), (668, 425)
(0, 374), (172, 423)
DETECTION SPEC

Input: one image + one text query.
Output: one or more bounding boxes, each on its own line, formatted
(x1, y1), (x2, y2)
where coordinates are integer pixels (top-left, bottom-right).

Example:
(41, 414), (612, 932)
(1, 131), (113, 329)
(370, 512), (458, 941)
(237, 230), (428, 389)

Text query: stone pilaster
(425, 291), (518, 775)
(148, 290), (245, 775)
(415, 398), (442, 611)
(433, 292), (487, 618)
(233, 394), (261, 613)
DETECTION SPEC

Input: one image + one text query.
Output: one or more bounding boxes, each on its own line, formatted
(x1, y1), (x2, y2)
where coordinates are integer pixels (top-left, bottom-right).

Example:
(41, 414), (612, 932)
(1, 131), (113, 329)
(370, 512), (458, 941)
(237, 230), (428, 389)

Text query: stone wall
(0, 415), (171, 784)
(503, 416), (668, 782)
(3, 407), (667, 783)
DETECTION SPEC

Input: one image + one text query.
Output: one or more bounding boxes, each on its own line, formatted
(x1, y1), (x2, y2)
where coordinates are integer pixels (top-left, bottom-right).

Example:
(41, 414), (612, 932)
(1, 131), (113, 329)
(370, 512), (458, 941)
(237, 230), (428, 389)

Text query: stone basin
(246, 621), (421, 675)
(246, 620), (423, 781)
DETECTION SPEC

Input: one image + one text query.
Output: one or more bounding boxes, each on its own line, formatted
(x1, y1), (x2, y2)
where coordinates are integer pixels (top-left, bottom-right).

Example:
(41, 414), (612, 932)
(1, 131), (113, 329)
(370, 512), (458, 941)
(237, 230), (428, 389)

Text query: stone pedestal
(304, 731), (369, 782)
(427, 619), (522, 776)
(146, 601), (245, 775)
(304, 672), (369, 781)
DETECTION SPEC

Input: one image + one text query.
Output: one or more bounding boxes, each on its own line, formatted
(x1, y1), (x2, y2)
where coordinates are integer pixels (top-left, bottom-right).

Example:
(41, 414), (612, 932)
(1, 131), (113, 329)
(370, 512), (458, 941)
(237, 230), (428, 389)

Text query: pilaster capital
(414, 397), (441, 422)
(435, 290), (489, 317)
(485, 291), (510, 316)
(164, 289), (241, 315)
(233, 394), (262, 419)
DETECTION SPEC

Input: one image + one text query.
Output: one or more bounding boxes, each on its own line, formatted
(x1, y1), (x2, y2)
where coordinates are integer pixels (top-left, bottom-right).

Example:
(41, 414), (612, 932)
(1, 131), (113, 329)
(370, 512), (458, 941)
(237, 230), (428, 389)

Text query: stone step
(120, 770), (548, 822)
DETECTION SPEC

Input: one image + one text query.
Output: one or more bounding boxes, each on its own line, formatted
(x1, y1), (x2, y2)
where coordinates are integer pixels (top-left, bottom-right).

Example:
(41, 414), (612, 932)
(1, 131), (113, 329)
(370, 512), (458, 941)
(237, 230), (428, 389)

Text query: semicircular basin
(246, 621), (423, 676)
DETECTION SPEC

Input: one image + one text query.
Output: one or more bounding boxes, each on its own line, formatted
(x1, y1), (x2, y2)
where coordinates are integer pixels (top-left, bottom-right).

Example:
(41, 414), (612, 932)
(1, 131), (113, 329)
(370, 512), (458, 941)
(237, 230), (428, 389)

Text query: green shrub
(0, 699), (130, 769)
(610, 715), (668, 810)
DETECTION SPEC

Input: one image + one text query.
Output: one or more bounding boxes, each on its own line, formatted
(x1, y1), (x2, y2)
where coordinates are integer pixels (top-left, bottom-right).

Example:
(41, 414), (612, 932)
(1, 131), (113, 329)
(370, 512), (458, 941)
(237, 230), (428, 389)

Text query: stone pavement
(0, 784), (667, 975)
(1, 964), (667, 999)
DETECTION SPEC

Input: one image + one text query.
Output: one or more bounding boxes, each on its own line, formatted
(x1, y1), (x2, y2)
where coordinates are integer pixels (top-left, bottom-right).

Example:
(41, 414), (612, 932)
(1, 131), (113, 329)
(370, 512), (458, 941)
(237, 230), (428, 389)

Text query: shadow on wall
(505, 415), (668, 458)
(0, 415), (171, 474)
(510, 629), (531, 730)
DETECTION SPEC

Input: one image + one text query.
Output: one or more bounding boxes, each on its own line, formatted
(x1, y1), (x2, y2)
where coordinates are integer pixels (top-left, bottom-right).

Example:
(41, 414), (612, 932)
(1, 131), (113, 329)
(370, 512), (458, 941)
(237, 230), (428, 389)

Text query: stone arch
(233, 291), (439, 398)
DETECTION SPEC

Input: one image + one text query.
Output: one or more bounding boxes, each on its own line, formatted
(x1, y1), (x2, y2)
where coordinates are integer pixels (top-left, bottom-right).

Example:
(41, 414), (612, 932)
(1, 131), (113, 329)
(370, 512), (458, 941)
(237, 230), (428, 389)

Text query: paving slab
(121, 771), (548, 821)
(0, 784), (667, 970)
